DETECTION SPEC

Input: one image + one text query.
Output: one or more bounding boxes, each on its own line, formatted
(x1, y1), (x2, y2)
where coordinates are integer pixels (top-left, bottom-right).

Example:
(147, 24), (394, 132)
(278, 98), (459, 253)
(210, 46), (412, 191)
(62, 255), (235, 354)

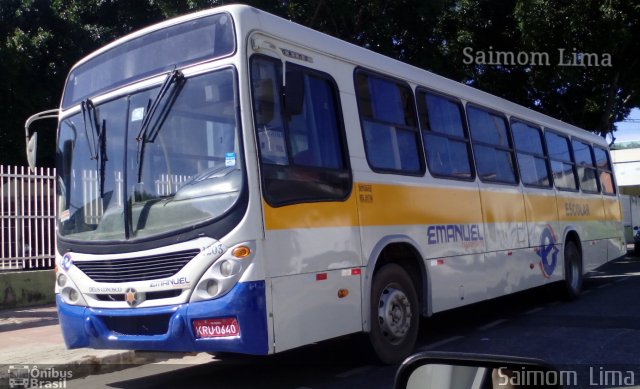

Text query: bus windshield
(62, 12), (235, 109)
(56, 68), (242, 242)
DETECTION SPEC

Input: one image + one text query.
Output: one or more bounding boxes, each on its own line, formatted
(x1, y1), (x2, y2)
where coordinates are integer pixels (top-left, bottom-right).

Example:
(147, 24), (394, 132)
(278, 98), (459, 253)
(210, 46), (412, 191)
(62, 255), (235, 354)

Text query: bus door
(249, 46), (363, 353)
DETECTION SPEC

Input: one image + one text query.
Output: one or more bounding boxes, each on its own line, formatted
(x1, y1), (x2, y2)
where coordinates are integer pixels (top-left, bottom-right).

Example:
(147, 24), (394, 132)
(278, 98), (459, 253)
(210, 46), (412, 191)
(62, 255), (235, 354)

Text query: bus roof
(68, 4), (606, 146)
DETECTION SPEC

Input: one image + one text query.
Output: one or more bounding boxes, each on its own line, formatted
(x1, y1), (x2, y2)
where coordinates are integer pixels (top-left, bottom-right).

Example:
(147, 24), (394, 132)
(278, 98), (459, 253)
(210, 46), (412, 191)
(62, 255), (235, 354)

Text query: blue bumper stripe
(57, 281), (268, 355)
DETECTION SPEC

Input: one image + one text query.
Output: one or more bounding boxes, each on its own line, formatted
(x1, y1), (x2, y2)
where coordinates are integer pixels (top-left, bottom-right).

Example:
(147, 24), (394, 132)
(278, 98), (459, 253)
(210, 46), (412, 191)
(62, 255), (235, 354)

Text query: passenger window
(594, 146), (616, 195)
(417, 91), (473, 179)
(250, 56), (351, 206)
(355, 70), (423, 174)
(466, 106), (517, 184)
(571, 140), (598, 193)
(544, 131), (578, 191)
(511, 120), (551, 187)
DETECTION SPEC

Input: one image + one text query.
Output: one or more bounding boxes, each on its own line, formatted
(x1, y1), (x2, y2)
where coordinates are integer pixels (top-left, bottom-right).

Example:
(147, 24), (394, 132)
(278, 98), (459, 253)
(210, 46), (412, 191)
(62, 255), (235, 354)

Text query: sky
(612, 108), (640, 144)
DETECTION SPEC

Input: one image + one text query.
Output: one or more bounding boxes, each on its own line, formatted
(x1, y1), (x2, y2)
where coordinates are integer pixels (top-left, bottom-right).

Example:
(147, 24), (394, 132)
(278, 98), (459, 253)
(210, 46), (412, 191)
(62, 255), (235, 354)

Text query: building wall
(612, 148), (640, 195)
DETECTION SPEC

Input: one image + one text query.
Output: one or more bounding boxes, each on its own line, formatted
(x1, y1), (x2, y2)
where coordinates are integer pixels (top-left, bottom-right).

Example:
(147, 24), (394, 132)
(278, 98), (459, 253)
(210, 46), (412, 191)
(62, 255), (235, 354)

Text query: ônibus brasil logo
(536, 224), (559, 278)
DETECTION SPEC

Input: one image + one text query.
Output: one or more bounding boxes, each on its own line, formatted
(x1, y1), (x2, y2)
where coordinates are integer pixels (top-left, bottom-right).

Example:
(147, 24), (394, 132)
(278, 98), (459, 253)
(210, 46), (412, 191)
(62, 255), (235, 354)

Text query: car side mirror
(395, 352), (561, 389)
(634, 226), (638, 231)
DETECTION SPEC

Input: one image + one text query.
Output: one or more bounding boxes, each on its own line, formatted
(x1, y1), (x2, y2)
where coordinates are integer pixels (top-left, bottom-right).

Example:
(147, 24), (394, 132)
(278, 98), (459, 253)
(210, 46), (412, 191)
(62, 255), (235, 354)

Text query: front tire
(563, 240), (583, 299)
(369, 264), (419, 364)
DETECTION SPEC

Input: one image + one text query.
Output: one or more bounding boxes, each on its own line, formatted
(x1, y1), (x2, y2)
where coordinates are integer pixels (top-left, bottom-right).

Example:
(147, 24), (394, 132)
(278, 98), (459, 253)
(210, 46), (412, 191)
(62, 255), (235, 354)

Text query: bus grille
(73, 249), (200, 283)
(100, 313), (173, 336)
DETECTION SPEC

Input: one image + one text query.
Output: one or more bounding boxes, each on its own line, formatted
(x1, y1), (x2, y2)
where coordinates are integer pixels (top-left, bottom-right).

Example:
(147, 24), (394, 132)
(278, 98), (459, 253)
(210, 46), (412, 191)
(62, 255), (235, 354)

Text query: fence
(1, 165), (56, 271)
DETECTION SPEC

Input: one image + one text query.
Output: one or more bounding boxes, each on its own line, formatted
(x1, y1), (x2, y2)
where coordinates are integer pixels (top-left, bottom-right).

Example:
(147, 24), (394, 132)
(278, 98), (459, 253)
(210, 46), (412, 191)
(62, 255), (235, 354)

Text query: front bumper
(57, 281), (268, 355)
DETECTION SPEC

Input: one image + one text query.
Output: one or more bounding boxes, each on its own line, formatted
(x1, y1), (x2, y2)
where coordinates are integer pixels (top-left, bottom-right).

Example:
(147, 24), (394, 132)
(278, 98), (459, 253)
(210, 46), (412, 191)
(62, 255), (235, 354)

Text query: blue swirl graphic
(538, 226), (559, 278)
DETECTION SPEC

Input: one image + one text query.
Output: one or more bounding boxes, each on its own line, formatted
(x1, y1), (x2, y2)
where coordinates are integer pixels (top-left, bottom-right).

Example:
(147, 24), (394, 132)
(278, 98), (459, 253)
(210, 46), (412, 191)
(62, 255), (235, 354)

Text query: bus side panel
(604, 196), (626, 260)
(523, 191), (560, 256)
(262, 198), (363, 352)
(478, 187), (528, 252)
(271, 268), (361, 352)
(355, 181), (485, 315)
(557, 194), (608, 271)
(581, 237), (608, 272)
(484, 247), (558, 300)
(261, 201), (361, 277)
(428, 253), (486, 312)
(356, 182), (484, 260)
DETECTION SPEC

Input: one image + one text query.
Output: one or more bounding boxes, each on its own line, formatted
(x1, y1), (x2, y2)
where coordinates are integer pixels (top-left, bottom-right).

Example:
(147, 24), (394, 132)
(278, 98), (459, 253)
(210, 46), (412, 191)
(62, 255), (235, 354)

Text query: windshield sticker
(225, 152), (236, 167)
(131, 107), (145, 122)
(536, 224), (559, 278)
(60, 209), (70, 222)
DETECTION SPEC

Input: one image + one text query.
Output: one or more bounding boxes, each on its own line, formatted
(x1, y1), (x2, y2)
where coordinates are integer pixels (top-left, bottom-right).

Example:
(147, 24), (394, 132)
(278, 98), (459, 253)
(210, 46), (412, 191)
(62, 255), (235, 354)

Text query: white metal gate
(1, 165), (56, 271)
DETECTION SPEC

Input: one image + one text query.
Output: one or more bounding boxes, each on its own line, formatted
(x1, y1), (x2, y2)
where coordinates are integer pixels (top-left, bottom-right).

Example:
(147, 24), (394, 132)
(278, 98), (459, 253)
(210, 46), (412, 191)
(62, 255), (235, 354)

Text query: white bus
(25, 5), (625, 364)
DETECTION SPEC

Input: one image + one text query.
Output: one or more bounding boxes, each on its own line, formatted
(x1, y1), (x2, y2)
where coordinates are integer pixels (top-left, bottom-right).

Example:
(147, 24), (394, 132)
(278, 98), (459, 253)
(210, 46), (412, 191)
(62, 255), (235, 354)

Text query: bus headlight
(190, 241), (255, 302)
(61, 285), (87, 306)
(57, 273), (68, 287)
(68, 288), (79, 302)
(58, 274), (88, 306)
(220, 260), (241, 277)
(206, 280), (219, 296)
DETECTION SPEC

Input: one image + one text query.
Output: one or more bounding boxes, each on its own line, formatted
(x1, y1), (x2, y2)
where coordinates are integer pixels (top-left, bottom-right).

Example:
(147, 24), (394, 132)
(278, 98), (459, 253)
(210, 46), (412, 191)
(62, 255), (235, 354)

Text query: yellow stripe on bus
(263, 182), (620, 230)
(263, 195), (359, 230)
(523, 193), (559, 223)
(603, 197), (623, 222)
(356, 183), (482, 226)
(556, 196), (607, 222)
(479, 191), (526, 224)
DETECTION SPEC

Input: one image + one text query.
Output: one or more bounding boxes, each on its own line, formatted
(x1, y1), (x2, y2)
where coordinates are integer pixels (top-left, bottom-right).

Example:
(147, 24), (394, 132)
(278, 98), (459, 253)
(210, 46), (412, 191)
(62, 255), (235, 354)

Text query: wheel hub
(378, 286), (412, 344)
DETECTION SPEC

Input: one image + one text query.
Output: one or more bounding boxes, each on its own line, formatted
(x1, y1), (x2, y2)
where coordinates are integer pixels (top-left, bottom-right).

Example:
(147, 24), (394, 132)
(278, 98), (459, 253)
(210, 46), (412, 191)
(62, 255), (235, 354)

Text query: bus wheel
(563, 241), (583, 299)
(369, 264), (419, 364)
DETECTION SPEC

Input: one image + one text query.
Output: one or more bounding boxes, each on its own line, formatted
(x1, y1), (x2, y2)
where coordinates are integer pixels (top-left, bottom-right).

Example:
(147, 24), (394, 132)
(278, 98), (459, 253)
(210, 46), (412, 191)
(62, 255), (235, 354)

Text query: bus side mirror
(24, 109), (58, 172)
(26, 133), (38, 170)
(284, 69), (304, 116)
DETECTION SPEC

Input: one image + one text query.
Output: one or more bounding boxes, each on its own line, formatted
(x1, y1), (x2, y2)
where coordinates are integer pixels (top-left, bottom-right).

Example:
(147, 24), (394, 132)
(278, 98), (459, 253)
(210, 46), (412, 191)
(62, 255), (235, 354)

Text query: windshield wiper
(136, 69), (185, 183)
(81, 99), (108, 197)
(98, 119), (107, 197)
(81, 99), (99, 160)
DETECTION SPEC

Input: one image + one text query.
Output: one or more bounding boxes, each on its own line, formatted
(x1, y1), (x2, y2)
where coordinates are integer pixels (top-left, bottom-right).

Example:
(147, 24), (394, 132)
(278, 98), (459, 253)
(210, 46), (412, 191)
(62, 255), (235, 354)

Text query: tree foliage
(1, 0), (638, 166)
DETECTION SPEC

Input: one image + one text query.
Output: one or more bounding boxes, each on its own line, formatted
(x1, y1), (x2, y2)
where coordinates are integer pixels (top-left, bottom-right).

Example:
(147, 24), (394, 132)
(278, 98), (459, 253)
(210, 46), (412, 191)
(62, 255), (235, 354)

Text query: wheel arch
(563, 227), (583, 263)
(362, 235), (430, 332)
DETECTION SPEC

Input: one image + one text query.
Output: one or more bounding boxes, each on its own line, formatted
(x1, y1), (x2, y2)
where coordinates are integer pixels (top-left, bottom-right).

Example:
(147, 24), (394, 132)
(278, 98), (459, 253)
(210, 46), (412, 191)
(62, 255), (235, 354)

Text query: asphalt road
(69, 252), (640, 389)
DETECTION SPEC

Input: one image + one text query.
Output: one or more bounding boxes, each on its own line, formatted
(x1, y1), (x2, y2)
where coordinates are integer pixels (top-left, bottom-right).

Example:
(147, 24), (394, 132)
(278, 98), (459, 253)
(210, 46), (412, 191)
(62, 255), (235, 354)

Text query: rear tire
(369, 264), (419, 364)
(563, 240), (583, 299)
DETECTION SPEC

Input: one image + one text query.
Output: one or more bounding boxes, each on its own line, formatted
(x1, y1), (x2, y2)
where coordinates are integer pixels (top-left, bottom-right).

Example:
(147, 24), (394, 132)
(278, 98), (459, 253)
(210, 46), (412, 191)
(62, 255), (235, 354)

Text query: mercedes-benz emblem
(125, 287), (140, 307)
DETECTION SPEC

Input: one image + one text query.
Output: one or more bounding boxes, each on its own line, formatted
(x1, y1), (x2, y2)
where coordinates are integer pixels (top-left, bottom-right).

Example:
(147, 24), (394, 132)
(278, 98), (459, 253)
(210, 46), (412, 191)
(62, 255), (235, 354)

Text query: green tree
(429, 0), (640, 138)
(514, 0), (640, 138)
(1, 0), (638, 168)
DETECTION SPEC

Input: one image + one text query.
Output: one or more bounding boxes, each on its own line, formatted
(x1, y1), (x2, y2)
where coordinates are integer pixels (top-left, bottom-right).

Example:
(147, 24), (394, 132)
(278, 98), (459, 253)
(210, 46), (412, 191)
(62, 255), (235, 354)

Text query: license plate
(193, 318), (240, 338)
